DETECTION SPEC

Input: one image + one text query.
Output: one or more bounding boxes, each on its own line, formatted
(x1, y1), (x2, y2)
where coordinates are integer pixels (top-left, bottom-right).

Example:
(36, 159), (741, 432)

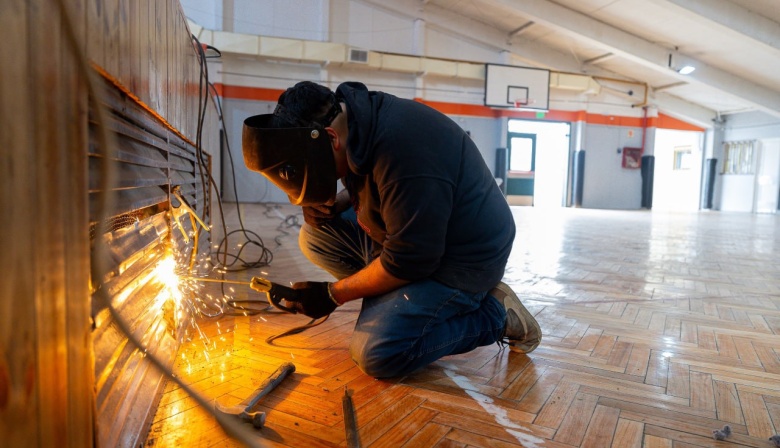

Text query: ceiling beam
(652, 92), (717, 129)
(494, 0), (780, 118)
(653, 81), (688, 92)
(583, 53), (615, 65)
(661, 0), (780, 51)
(508, 21), (535, 39)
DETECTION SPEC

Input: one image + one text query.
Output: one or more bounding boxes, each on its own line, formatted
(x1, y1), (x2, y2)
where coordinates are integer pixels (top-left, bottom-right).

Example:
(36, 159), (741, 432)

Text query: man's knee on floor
(350, 341), (416, 379)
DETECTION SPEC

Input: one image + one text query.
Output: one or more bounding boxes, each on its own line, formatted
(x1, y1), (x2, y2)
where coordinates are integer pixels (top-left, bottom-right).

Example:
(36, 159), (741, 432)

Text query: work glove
(302, 203), (339, 228)
(289, 281), (338, 319)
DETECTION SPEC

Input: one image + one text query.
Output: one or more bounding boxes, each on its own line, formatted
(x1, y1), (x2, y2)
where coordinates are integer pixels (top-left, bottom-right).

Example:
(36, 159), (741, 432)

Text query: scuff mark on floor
(444, 369), (546, 447)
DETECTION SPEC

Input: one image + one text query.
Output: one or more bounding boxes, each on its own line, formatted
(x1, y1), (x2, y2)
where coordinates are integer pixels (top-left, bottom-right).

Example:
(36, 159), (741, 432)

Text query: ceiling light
(677, 65), (695, 75)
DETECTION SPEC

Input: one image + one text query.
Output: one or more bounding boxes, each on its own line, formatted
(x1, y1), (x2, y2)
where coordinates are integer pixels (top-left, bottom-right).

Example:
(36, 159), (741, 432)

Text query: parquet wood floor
(146, 204), (780, 447)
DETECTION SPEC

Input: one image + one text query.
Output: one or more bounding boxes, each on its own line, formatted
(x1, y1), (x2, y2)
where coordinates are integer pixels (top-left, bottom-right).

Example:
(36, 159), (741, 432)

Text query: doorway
(651, 129), (704, 211)
(506, 132), (536, 205)
(506, 120), (571, 207)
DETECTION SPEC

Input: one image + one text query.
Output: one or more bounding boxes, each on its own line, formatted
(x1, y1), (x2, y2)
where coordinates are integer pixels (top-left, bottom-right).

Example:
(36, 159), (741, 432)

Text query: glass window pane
(510, 137), (533, 171)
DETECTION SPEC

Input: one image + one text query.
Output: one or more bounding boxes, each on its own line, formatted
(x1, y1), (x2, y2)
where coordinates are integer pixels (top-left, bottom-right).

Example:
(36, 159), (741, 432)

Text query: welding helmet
(242, 101), (340, 206)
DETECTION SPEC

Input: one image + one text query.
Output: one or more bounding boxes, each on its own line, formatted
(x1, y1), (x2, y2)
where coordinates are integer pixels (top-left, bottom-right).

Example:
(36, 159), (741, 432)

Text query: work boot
(491, 282), (542, 353)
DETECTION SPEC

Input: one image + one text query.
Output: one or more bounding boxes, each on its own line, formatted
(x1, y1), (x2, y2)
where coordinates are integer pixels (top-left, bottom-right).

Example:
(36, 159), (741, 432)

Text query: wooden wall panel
(61, 2), (93, 445)
(86, 0), (104, 73)
(2, 0), (218, 445)
(2, 0), (92, 446)
(0, 1), (38, 445)
(29, 2), (69, 446)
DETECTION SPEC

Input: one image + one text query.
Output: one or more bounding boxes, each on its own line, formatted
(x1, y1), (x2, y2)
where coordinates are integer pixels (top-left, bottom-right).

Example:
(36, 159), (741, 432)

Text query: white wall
(719, 111), (780, 212)
(332, 1), (416, 53)
(230, 0), (329, 40)
(724, 110), (780, 140)
(754, 138), (780, 213)
(221, 98), (289, 203)
(581, 124), (645, 210)
(181, 0), (223, 30)
(720, 176), (755, 212)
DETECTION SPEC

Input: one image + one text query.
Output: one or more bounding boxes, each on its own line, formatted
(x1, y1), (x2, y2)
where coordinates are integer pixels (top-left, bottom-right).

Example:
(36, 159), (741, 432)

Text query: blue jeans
(298, 209), (507, 378)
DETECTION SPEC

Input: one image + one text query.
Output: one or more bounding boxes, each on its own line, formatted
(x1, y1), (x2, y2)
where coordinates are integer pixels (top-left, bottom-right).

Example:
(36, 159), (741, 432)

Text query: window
(673, 147), (693, 170)
(722, 140), (755, 174)
(509, 133), (536, 172)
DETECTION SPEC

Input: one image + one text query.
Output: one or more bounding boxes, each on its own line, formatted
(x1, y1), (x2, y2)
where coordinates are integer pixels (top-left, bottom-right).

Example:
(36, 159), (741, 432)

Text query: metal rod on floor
(343, 388), (360, 448)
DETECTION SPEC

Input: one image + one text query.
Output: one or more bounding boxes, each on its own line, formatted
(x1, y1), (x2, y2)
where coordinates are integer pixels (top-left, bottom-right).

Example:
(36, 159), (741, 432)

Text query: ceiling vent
(348, 48), (369, 64)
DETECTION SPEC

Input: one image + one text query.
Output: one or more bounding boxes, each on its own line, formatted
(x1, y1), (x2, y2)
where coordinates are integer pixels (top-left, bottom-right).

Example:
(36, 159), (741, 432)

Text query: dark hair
(272, 81), (341, 128)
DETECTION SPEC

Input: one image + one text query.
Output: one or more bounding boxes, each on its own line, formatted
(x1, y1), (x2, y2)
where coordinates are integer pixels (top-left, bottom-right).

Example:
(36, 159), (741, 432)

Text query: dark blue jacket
(336, 82), (515, 292)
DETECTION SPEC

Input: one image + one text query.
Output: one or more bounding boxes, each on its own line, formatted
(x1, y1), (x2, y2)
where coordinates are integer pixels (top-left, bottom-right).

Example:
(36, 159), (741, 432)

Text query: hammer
(214, 362), (296, 428)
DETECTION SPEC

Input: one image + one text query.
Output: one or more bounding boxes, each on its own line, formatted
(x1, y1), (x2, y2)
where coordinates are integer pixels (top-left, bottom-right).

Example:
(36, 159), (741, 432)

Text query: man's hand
(302, 204), (339, 228)
(289, 281), (338, 318)
(302, 189), (351, 227)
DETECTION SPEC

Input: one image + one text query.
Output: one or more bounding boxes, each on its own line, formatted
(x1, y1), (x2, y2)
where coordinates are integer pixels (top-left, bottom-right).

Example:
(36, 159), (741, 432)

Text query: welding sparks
(155, 256), (182, 307)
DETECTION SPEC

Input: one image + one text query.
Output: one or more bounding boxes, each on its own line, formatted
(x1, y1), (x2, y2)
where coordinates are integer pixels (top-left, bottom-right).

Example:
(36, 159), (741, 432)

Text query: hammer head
(241, 410), (267, 429)
(214, 402), (267, 429)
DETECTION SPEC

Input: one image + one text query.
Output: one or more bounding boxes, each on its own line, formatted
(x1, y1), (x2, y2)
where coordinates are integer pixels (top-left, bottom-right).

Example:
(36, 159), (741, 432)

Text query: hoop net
(513, 98), (535, 109)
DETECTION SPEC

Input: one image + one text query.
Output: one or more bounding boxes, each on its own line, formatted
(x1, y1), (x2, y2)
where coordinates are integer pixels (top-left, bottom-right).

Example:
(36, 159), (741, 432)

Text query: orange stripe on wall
(214, 83), (285, 102)
(214, 83), (703, 131)
(649, 114), (705, 132)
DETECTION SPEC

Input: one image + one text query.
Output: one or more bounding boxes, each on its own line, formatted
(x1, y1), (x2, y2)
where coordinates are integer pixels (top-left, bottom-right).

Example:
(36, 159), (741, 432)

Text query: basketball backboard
(484, 63), (550, 111)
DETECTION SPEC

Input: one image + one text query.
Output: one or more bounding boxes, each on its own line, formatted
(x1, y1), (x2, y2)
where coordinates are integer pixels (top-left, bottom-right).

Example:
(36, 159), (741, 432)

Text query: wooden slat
(2, 1), (93, 446)
(611, 418), (644, 448)
(553, 392), (599, 446)
(1, 1), (38, 446)
(60, 2), (93, 446)
(580, 404), (620, 447)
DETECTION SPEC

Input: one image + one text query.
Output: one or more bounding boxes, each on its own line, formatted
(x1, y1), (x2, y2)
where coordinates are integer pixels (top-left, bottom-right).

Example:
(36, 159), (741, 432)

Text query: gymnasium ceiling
(366, 0), (780, 127)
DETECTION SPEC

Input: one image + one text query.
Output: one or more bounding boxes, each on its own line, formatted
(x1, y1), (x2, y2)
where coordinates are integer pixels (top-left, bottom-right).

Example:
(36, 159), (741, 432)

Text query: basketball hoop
(485, 64), (550, 110)
(513, 98), (534, 109)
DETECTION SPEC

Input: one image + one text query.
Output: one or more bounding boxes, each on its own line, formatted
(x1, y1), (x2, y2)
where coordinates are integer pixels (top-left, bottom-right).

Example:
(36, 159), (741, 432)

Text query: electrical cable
(190, 34), (277, 304)
(265, 316), (329, 346)
(55, 1), (267, 446)
(188, 34), (327, 346)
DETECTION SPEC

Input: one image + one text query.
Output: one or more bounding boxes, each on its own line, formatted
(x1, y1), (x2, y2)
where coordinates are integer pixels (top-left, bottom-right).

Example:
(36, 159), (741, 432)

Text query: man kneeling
(242, 81), (541, 378)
